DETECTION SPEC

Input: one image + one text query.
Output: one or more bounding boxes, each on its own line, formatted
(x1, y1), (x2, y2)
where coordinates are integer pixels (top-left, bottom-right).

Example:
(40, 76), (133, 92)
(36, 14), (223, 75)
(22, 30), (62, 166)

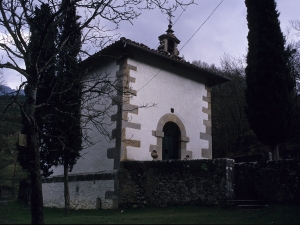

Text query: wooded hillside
(0, 95), (26, 198)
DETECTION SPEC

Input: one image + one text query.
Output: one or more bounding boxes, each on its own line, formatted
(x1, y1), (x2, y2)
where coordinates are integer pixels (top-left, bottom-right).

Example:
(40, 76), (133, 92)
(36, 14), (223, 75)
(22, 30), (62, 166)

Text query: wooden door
(162, 122), (181, 160)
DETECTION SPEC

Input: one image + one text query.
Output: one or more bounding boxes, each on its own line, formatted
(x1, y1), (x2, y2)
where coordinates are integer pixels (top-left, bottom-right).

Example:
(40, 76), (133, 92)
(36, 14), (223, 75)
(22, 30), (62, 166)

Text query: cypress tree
(55, 0), (82, 214)
(244, 0), (294, 160)
(17, 4), (57, 224)
(18, 3), (60, 174)
(18, 1), (82, 215)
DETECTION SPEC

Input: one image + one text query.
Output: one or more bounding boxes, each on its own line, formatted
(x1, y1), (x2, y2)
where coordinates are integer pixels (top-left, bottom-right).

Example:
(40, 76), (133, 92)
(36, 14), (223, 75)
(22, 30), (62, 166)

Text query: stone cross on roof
(167, 10), (174, 26)
(157, 11), (181, 57)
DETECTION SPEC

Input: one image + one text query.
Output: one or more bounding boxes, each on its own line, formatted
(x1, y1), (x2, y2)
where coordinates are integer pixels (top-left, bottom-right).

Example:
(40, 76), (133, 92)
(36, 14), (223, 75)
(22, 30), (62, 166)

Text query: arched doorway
(151, 113), (192, 160)
(162, 122), (181, 160)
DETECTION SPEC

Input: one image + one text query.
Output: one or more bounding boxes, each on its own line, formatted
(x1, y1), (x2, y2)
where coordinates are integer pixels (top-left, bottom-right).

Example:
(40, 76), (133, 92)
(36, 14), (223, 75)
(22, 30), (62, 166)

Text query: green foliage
(194, 57), (268, 158)
(245, 0), (295, 148)
(53, 0), (83, 172)
(194, 14), (300, 159)
(0, 161), (24, 189)
(210, 57), (251, 157)
(17, 2), (83, 177)
(0, 95), (26, 193)
(200, 163), (208, 171)
(17, 3), (59, 177)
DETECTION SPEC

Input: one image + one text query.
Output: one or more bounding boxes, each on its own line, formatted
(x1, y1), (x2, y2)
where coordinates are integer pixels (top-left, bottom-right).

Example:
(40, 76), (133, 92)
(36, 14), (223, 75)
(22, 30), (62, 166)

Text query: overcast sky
(2, 0), (300, 89)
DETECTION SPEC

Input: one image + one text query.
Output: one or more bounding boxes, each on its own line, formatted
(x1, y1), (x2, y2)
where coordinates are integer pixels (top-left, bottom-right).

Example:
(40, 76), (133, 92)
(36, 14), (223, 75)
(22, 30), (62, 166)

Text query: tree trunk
(26, 85), (44, 224)
(272, 144), (280, 161)
(12, 160), (17, 197)
(64, 162), (70, 215)
(29, 129), (44, 224)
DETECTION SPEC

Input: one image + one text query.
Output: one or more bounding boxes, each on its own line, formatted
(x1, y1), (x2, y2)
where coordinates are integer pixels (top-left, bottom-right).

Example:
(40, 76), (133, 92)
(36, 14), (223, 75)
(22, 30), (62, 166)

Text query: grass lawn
(0, 199), (299, 224)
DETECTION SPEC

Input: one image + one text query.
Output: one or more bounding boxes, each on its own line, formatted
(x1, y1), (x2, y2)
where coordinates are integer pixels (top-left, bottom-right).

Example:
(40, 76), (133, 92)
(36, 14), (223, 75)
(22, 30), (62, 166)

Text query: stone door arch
(150, 113), (192, 160)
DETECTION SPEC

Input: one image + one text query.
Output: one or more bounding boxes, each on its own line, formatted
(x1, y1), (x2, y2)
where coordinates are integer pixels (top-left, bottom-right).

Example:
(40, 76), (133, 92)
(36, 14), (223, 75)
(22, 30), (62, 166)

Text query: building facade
(42, 24), (229, 209)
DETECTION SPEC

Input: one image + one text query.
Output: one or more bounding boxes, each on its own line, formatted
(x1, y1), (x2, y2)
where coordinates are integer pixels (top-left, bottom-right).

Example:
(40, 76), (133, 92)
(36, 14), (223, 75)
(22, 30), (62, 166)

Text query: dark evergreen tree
(18, 4), (59, 176)
(17, 3), (57, 223)
(244, 0), (295, 160)
(54, 0), (82, 214)
(17, 1), (82, 216)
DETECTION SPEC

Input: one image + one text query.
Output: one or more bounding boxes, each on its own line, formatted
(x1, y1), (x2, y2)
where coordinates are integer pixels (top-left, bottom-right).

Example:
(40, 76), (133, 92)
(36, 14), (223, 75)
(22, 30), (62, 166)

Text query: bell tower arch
(157, 21), (181, 57)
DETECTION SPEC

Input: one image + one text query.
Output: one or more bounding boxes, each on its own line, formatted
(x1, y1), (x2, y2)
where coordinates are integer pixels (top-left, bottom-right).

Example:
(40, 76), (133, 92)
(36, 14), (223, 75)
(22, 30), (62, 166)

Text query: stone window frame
(150, 113), (192, 160)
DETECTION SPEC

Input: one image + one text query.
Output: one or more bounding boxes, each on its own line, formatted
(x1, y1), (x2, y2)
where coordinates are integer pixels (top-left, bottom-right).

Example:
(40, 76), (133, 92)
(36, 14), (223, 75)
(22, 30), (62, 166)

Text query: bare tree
(285, 20), (300, 155)
(194, 55), (266, 158)
(0, 0), (193, 224)
(288, 20), (300, 96)
(0, 73), (6, 93)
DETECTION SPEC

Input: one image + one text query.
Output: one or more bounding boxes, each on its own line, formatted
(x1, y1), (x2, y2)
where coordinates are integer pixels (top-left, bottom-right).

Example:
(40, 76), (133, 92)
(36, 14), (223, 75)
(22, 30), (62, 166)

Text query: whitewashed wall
(50, 60), (118, 176)
(42, 179), (114, 209)
(125, 56), (209, 161)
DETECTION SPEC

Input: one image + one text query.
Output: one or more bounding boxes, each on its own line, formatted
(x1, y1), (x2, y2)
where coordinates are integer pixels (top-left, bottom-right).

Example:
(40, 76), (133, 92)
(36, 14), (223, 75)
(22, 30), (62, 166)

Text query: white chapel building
(42, 23), (229, 209)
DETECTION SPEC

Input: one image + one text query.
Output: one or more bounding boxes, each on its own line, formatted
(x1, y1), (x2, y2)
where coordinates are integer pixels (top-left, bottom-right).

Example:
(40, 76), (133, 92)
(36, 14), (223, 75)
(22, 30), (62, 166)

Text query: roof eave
(121, 39), (230, 86)
(82, 38), (230, 86)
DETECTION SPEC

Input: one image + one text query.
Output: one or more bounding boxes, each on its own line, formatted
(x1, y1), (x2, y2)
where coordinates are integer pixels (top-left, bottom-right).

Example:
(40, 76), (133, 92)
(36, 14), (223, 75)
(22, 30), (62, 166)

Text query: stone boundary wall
(235, 159), (300, 204)
(232, 153), (271, 163)
(118, 159), (234, 208)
